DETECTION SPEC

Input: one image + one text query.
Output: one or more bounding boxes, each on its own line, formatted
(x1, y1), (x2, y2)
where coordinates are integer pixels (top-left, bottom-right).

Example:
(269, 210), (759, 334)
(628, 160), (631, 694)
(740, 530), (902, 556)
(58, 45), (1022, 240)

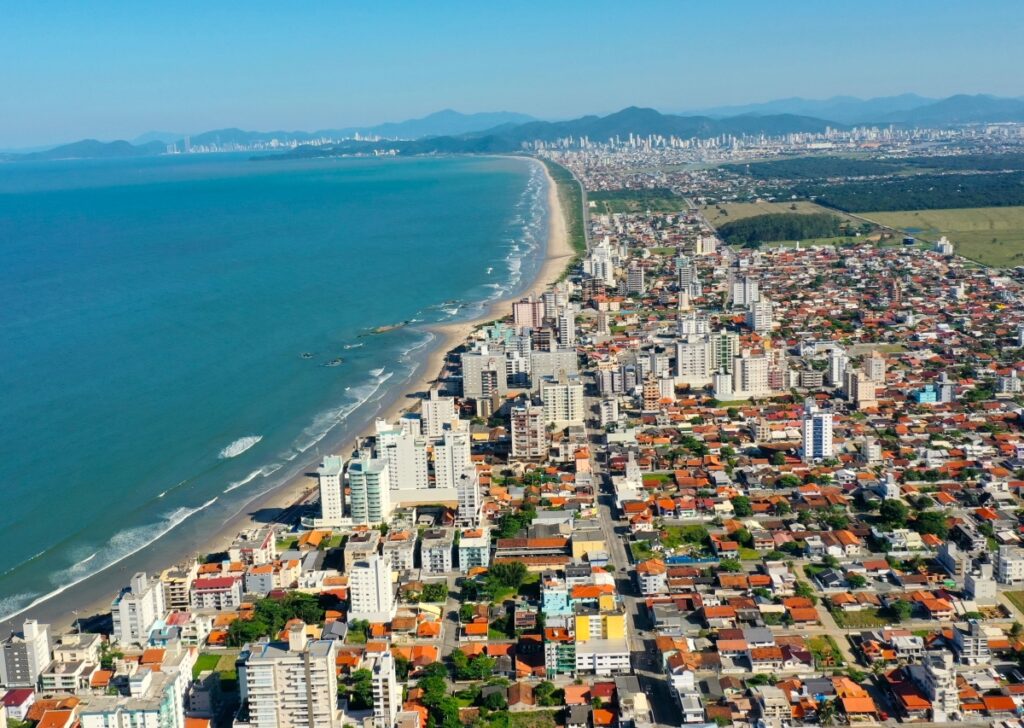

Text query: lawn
(590, 188), (689, 215)
(486, 711), (560, 728)
(862, 206), (1024, 267)
(739, 548), (761, 560)
(1004, 591), (1024, 615)
(702, 200), (846, 226)
(192, 653), (221, 679)
(808, 636), (846, 668)
(830, 607), (896, 628)
(630, 542), (655, 561)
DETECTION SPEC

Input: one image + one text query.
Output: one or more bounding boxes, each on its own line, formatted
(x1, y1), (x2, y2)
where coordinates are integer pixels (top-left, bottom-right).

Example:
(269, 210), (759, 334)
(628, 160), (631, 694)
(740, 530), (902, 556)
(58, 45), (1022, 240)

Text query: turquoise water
(0, 153), (546, 622)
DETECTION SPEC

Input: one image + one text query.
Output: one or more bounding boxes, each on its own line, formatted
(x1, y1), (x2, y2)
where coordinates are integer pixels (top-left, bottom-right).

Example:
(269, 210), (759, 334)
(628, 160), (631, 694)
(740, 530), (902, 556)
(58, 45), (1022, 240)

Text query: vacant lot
(830, 607), (896, 628)
(702, 200), (844, 226)
(590, 188), (690, 214)
(863, 206), (1024, 267)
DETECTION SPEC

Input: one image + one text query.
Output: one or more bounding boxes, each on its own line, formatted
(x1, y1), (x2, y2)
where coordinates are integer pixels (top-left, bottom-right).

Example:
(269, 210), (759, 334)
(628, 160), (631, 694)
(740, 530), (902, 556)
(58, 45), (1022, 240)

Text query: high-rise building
(844, 369), (878, 410)
(375, 421), (429, 491)
(711, 331), (739, 372)
(421, 388), (458, 439)
(557, 307), (577, 347)
(368, 651), (402, 728)
(456, 467), (482, 527)
(511, 403), (547, 460)
(348, 554), (396, 623)
(239, 625), (339, 728)
(626, 264), (645, 294)
(461, 347), (508, 400)
(513, 296), (545, 330)
(800, 398), (834, 462)
(434, 429), (472, 491)
(317, 455), (345, 527)
(599, 397), (619, 427)
(731, 276), (760, 307)
(674, 337), (715, 386)
(420, 528), (455, 574)
(539, 374), (585, 426)
(348, 455), (392, 525)
(731, 350), (771, 400)
(745, 298), (775, 332)
(111, 573), (166, 646)
(865, 350), (887, 384)
(828, 348), (848, 387)
(0, 620), (50, 689)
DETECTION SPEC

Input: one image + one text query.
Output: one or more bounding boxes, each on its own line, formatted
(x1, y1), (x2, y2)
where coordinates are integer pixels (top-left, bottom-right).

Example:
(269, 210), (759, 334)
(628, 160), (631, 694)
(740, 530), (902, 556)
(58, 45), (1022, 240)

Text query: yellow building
(574, 609), (625, 641)
(571, 537), (607, 561)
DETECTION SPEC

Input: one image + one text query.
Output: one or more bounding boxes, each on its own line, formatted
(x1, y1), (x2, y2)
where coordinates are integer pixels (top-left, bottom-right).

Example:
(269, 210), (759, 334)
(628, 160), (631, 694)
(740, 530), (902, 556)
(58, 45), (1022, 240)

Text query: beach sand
(50, 157), (574, 632)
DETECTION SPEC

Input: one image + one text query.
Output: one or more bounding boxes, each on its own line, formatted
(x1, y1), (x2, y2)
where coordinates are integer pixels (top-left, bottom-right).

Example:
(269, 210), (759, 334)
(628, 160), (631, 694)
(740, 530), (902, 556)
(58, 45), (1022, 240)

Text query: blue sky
(1, 0), (1021, 147)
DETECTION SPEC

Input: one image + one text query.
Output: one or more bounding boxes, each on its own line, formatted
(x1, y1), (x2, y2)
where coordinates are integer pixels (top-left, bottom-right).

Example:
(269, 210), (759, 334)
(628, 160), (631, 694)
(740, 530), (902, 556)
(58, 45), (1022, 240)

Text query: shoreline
(43, 155), (575, 634)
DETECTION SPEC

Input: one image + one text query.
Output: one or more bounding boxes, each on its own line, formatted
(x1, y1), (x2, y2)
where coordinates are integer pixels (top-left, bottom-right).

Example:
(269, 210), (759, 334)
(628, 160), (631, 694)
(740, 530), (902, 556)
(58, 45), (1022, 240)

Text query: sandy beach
(47, 156), (575, 633)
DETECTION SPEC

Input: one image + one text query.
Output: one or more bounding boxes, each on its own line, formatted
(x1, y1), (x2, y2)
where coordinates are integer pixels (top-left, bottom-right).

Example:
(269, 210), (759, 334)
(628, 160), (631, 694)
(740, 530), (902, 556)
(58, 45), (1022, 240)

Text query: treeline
(802, 172), (1024, 212)
(717, 212), (843, 247)
(724, 153), (1024, 181)
(724, 156), (902, 179)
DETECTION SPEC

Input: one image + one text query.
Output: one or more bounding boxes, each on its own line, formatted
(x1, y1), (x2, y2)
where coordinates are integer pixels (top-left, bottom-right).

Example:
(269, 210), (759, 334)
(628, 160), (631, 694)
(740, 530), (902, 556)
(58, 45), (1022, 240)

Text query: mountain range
(5, 95), (1024, 161)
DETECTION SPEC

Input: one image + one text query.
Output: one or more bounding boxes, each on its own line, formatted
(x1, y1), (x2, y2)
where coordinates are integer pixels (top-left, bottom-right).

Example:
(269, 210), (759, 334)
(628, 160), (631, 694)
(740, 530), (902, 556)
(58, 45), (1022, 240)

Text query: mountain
(355, 109), (536, 139)
(131, 131), (186, 145)
(877, 94), (1024, 124)
(15, 139), (166, 161)
(685, 94), (935, 123)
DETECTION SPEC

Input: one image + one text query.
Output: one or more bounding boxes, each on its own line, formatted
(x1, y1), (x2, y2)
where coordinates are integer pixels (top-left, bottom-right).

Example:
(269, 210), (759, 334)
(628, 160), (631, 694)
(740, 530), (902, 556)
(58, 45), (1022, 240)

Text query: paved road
(584, 386), (683, 728)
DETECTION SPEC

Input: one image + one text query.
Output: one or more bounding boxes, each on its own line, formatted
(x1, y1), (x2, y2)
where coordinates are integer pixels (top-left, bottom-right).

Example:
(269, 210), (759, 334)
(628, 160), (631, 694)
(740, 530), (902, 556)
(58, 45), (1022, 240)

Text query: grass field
(1005, 591), (1024, 615)
(590, 188), (690, 215)
(862, 206), (1024, 267)
(808, 636), (846, 668)
(702, 200), (845, 226)
(830, 607), (896, 628)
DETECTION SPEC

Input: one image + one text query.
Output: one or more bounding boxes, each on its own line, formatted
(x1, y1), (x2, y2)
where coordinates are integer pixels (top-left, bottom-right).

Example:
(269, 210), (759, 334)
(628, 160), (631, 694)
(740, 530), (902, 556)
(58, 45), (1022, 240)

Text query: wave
(0, 496), (219, 623)
(369, 367), (385, 377)
(224, 468), (263, 493)
(0, 550), (45, 578)
(218, 435), (263, 459)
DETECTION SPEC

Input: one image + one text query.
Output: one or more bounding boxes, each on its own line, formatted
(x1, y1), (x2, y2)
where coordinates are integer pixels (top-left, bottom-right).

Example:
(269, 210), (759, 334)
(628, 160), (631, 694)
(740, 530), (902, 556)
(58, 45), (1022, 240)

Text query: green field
(862, 206), (1024, 267)
(702, 200), (845, 226)
(1004, 591), (1024, 615)
(590, 187), (690, 214)
(830, 607), (896, 628)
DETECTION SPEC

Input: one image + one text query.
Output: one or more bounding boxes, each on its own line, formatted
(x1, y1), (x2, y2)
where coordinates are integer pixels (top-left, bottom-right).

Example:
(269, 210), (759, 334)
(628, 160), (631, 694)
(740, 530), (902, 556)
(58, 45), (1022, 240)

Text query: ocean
(0, 153), (547, 625)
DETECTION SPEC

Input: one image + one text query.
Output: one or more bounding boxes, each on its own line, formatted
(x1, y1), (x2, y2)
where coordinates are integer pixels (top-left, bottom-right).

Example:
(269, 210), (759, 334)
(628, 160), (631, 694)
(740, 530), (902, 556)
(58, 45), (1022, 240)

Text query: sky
(2, 0), (1022, 148)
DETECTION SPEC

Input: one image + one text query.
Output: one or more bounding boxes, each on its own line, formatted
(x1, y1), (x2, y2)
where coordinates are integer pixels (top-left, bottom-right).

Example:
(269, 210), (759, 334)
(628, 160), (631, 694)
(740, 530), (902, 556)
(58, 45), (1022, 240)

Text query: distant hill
(17, 139), (166, 161)
(686, 94), (935, 123)
(355, 109), (536, 139)
(877, 94), (1024, 125)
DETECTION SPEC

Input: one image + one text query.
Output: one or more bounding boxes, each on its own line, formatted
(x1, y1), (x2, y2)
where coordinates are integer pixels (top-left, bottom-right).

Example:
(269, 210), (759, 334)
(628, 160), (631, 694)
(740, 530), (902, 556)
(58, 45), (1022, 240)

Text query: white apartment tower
(434, 429), (472, 491)
(801, 398), (834, 462)
(239, 627), (339, 728)
(348, 455), (392, 525)
(731, 276), (760, 307)
(348, 554), (396, 623)
(539, 374), (585, 426)
(557, 307), (577, 347)
(626, 264), (645, 294)
(421, 388), (458, 439)
(375, 421), (429, 491)
(317, 455), (345, 527)
(456, 467), (483, 527)
(511, 403), (547, 460)
(746, 298), (775, 332)
(513, 296), (545, 330)
(0, 620), (51, 688)
(111, 572), (166, 646)
(368, 651), (402, 728)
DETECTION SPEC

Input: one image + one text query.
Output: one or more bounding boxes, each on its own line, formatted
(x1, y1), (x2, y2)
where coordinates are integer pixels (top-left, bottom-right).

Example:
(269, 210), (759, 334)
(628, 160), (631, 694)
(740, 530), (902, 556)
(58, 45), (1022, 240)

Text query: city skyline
(2, 0), (1023, 147)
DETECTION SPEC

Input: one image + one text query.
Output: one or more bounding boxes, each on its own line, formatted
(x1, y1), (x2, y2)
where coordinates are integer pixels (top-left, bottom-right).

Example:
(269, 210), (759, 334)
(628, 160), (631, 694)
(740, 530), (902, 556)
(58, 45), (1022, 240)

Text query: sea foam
(218, 435), (263, 459)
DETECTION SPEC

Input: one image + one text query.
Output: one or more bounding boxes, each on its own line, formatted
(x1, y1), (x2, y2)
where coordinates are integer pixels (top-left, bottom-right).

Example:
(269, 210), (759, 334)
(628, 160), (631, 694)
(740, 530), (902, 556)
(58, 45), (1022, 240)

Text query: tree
(818, 698), (838, 727)
(772, 451), (787, 466)
(879, 499), (909, 528)
(483, 692), (508, 711)
(719, 558), (742, 572)
(420, 582), (449, 602)
(891, 599), (913, 622)
(731, 496), (753, 517)
(913, 510), (949, 539)
(846, 573), (868, 589)
(348, 669), (374, 710)
(794, 580), (819, 605)
(534, 681), (562, 707)
(394, 655), (411, 681)
(734, 528), (753, 548)
(489, 562), (527, 589)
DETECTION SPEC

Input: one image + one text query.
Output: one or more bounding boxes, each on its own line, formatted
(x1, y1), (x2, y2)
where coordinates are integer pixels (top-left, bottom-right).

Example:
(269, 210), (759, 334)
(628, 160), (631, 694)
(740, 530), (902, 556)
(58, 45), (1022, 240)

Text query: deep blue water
(0, 153), (546, 622)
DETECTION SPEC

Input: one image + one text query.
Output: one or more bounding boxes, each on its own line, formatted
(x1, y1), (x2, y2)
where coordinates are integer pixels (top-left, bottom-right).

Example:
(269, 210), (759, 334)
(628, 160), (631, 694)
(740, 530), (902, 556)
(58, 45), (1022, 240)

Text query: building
(421, 528), (455, 574)
(434, 429), (472, 491)
(78, 644), (193, 728)
(626, 264), (645, 294)
(540, 373), (585, 426)
(421, 388), (458, 439)
(513, 296), (546, 330)
(316, 455), (346, 527)
(238, 625), (339, 728)
(511, 403), (547, 460)
(0, 620), (50, 688)
(458, 528), (490, 572)
(111, 573), (166, 646)
(674, 337), (715, 386)
(347, 554), (396, 624)
(574, 603), (629, 676)
(745, 298), (775, 332)
(382, 529), (416, 572)
(731, 276), (759, 307)
(456, 467), (482, 527)
(557, 306), (577, 347)
(348, 455), (392, 526)
(952, 620), (991, 665)
(375, 421), (429, 491)
(844, 368), (878, 410)
(996, 545), (1024, 585)
(801, 398), (834, 462)
(159, 562), (198, 612)
(190, 576), (243, 611)
(368, 651), (401, 728)
(461, 348), (508, 400)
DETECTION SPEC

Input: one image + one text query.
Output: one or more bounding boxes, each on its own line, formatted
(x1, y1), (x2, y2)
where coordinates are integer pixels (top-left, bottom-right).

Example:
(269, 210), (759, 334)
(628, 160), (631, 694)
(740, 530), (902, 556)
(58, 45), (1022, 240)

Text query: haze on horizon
(2, 0), (1022, 148)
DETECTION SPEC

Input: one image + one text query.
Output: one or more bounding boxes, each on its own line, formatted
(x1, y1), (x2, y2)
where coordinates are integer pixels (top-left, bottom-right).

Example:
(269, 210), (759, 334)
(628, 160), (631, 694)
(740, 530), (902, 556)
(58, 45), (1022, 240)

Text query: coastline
(44, 155), (575, 634)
